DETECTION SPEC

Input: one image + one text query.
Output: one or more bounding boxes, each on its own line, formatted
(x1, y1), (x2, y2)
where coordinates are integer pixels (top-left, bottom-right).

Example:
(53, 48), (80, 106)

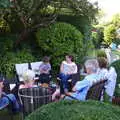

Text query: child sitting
(39, 56), (51, 87)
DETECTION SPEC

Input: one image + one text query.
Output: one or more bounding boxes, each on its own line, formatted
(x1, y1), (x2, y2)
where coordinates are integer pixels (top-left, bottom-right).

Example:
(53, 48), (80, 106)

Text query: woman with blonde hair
(19, 69), (36, 89)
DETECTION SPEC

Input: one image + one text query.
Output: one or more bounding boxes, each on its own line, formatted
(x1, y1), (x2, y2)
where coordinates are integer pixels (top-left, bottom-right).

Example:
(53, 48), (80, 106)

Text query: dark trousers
(59, 73), (72, 94)
(39, 73), (51, 84)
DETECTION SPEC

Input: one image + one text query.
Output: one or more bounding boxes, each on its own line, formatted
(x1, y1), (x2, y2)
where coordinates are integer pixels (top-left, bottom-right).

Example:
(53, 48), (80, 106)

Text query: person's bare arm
(40, 69), (49, 74)
(0, 87), (2, 98)
(72, 86), (76, 92)
(65, 92), (73, 96)
(0, 82), (4, 98)
(60, 62), (64, 73)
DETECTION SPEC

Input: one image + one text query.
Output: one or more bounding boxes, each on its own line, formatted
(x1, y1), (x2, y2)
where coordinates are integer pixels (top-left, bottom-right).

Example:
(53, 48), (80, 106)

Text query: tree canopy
(0, 0), (98, 45)
(103, 14), (120, 45)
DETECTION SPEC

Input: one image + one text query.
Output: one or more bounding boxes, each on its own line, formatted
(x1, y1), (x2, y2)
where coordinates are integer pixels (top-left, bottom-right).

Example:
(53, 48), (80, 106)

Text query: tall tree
(0, 0), (98, 45)
(0, 0), (60, 45)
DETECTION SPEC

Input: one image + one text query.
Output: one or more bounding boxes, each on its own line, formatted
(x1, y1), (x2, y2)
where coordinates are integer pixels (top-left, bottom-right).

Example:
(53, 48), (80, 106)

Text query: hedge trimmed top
(25, 100), (120, 120)
(36, 22), (84, 67)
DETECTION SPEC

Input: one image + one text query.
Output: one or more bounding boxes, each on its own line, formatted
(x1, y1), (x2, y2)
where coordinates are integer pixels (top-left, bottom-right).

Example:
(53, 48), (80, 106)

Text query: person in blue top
(65, 59), (100, 101)
(0, 76), (19, 112)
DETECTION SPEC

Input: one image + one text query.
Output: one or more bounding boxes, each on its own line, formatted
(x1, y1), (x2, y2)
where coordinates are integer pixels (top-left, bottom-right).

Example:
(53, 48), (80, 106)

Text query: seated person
(0, 77), (19, 112)
(19, 69), (36, 89)
(97, 57), (117, 101)
(39, 56), (51, 86)
(52, 81), (61, 101)
(97, 57), (109, 80)
(59, 55), (77, 96)
(105, 66), (117, 101)
(65, 59), (100, 101)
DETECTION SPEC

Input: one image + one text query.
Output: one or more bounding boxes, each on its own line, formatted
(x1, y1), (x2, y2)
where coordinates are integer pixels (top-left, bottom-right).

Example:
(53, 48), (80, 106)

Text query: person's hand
(65, 92), (72, 96)
(66, 72), (72, 75)
(72, 87), (76, 92)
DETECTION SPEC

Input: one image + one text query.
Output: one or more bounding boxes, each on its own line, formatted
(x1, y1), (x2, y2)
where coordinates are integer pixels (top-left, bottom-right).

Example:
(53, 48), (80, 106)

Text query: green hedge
(57, 15), (90, 34)
(0, 49), (35, 78)
(36, 22), (84, 70)
(25, 100), (120, 120)
(96, 50), (107, 58)
(110, 60), (120, 97)
(0, 35), (16, 54)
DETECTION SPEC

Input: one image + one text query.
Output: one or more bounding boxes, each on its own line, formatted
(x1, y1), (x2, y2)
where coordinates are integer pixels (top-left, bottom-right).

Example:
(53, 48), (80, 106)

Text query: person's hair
(22, 70), (35, 83)
(66, 55), (74, 62)
(84, 59), (98, 73)
(42, 56), (50, 63)
(97, 57), (108, 69)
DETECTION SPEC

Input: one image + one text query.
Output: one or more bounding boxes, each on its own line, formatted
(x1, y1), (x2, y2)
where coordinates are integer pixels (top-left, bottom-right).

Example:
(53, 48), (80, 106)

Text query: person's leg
(60, 80), (64, 94)
(0, 97), (9, 109)
(59, 73), (71, 93)
(65, 96), (74, 100)
(39, 73), (50, 84)
(7, 94), (19, 112)
(52, 88), (60, 101)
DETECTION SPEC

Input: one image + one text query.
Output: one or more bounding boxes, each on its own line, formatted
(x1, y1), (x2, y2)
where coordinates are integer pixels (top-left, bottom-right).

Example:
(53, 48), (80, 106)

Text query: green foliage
(57, 0), (98, 44)
(104, 24), (116, 45)
(91, 27), (104, 48)
(25, 100), (120, 120)
(57, 15), (96, 46)
(103, 14), (120, 46)
(36, 22), (84, 69)
(110, 60), (120, 97)
(0, 0), (98, 44)
(96, 50), (107, 58)
(114, 38), (120, 45)
(0, 35), (16, 55)
(0, 0), (10, 8)
(0, 49), (35, 78)
(60, 0), (98, 23)
(57, 15), (91, 34)
(111, 14), (120, 27)
(91, 31), (99, 46)
(0, 19), (10, 33)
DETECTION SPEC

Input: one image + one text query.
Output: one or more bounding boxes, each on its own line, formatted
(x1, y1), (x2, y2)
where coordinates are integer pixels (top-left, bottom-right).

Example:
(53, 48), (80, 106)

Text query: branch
(31, 14), (57, 31)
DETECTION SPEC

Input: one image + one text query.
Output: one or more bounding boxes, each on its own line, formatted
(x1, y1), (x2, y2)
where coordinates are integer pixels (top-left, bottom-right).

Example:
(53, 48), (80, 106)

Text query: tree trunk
(15, 29), (29, 47)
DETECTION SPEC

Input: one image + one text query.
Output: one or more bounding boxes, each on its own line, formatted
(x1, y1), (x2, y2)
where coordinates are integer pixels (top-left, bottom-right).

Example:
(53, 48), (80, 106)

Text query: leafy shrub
(104, 24), (116, 45)
(36, 22), (84, 69)
(96, 50), (107, 58)
(57, 15), (94, 48)
(25, 100), (120, 120)
(0, 49), (35, 78)
(0, 35), (16, 55)
(114, 38), (120, 45)
(85, 49), (106, 61)
(91, 28), (103, 48)
(57, 15), (91, 34)
(110, 60), (120, 97)
(0, 19), (10, 33)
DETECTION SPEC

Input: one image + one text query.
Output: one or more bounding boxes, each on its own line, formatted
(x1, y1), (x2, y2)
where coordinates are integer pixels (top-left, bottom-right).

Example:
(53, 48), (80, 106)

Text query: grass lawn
(0, 109), (21, 120)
